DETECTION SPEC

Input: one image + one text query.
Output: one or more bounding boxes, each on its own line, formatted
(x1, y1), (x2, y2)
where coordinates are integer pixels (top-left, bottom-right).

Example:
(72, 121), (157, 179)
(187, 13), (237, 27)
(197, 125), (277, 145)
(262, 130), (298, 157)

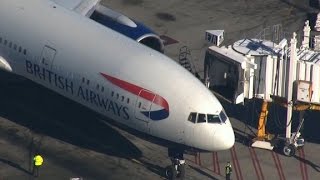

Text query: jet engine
(90, 5), (164, 53)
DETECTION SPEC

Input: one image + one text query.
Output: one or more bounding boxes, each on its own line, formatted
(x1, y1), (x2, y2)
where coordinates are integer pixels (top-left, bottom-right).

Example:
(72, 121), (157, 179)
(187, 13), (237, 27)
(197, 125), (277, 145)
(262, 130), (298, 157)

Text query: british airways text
(25, 60), (129, 120)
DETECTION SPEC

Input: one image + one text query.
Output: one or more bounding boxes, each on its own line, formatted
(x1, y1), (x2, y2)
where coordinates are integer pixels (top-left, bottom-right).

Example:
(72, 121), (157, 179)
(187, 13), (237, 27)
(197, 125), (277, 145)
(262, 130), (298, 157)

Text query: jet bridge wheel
(283, 144), (296, 157)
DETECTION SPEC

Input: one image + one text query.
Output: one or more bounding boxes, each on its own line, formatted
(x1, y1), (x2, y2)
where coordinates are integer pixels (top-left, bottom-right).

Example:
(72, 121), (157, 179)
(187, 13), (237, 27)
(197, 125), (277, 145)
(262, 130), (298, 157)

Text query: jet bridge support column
(286, 32), (298, 140)
(251, 100), (274, 150)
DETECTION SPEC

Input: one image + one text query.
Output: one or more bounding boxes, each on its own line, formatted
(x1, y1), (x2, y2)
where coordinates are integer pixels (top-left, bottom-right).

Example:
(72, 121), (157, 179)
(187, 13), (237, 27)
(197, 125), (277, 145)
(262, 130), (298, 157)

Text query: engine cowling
(0, 56), (12, 72)
(90, 5), (164, 53)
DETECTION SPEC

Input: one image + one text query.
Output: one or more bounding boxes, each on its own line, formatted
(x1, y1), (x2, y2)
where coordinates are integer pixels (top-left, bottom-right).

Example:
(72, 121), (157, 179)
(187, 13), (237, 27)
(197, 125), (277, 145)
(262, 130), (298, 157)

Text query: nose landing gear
(165, 148), (186, 180)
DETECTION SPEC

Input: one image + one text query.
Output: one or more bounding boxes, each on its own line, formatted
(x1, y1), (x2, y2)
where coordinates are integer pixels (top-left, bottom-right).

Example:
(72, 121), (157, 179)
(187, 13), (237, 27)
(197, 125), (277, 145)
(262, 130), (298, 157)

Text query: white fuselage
(0, 0), (234, 151)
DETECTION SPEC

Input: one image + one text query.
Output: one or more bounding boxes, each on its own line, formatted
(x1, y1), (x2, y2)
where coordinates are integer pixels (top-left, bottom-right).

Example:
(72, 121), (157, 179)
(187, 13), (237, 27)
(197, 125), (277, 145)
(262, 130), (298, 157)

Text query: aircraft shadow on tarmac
(0, 158), (31, 175)
(0, 70), (143, 160)
(188, 165), (218, 180)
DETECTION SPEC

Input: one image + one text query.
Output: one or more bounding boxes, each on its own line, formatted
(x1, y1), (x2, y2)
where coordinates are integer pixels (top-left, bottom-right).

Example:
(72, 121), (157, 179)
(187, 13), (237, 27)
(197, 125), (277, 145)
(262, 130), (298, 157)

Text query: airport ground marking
(193, 152), (202, 166)
(212, 152), (221, 175)
(271, 151), (286, 180)
(249, 148), (260, 180)
(249, 147), (264, 180)
(230, 146), (243, 180)
(185, 155), (223, 178)
(298, 148), (309, 180)
(212, 152), (216, 174)
(230, 147), (239, 180)
(301, 148), (309, 180)
(298, 149), (305, 180)
(194, 153), (197, 164)
(275, 152), (286, 180)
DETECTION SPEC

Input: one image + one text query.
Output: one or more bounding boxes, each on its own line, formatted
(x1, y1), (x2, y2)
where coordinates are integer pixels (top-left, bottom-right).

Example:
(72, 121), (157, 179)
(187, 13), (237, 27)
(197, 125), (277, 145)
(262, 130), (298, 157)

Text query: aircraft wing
(50, 0), (100, 17)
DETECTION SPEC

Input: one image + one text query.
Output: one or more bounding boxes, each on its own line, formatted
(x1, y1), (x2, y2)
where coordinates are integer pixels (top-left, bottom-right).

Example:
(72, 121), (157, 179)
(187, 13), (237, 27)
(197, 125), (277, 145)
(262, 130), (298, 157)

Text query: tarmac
(0, 0), (320, 179)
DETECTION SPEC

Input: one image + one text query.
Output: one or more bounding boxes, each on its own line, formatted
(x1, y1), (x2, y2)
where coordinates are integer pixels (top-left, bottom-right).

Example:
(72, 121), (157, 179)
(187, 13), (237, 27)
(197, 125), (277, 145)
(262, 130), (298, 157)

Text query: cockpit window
(188, 112), (197, 123)
(219, 110), (227, 123)
(197, 113), (207, 123)
(207, 114), (221, 123)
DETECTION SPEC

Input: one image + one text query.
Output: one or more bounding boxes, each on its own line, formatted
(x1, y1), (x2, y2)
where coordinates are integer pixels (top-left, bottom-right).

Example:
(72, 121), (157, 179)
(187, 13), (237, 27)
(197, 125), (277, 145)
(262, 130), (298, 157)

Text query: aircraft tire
(176, 164), (185, 180)
(165, 165), (177, 180)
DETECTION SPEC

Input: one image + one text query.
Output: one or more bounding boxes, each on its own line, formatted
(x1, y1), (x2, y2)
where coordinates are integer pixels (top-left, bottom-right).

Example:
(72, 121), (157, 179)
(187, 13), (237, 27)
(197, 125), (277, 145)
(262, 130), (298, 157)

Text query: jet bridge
(204, 20), (320, 156)
(204, 45), (256, 104)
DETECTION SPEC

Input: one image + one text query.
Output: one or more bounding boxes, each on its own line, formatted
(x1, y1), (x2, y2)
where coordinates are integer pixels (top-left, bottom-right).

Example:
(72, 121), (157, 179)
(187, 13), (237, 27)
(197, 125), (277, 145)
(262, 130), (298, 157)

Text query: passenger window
(121, 96), (124, 101)
(188, 112), (197, 123)
(96, 84), (100, 89)
(9, 42), (12, 48)
(86, 79), (90, 85)
(101, 86), (104, 92)
(0, 37), (2, 43)
(111, 91), (114, 97)
(127, 98), (130, 104)
(23, 49), (27, 55)
(18, 46), (22, 52)
(197, 113), (207, 123)
(82, 77), (85, 83)
(14, 44), (17, 50)
(4, 40), (7, 45)
(207, 114), (221, 123)
(116, 94), (119, 99)
(138, 102), (141, 108)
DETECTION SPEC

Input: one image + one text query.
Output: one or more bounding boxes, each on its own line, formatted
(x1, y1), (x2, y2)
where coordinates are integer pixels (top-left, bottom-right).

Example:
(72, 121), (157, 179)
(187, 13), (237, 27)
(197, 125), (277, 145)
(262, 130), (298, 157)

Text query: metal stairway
(179, 46), (196, 75)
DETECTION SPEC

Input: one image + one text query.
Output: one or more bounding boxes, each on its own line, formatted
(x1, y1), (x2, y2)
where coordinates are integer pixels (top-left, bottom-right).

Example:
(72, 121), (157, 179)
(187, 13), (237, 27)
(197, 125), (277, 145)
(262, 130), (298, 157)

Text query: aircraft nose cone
(213, 124), (235, 151)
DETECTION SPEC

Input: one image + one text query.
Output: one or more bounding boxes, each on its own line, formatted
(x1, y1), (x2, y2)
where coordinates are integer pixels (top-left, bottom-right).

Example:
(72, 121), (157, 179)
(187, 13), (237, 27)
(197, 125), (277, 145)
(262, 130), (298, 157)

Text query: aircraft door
(40, 45), (56, 69)
(134, 89), (155, 133)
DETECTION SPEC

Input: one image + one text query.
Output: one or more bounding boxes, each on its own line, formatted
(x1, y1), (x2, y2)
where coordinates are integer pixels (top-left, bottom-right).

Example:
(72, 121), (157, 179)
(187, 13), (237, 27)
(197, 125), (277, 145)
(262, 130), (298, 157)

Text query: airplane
(0, 0), (235, 179)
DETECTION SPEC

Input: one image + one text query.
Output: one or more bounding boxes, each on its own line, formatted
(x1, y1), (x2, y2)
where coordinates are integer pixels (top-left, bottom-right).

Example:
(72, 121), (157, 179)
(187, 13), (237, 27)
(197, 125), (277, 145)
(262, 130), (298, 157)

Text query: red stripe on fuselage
(100, 73), (169, 111)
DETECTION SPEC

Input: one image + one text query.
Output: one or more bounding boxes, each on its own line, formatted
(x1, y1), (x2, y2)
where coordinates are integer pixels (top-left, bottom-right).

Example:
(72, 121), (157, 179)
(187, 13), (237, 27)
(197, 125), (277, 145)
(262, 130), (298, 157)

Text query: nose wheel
(165, 163), (185, 180)
(165, 148), (186, 180)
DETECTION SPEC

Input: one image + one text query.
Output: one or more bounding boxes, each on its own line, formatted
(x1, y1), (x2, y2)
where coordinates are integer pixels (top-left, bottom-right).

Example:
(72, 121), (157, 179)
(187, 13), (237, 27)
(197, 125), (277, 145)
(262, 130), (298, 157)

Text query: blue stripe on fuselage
(141, 109), (169, 121)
